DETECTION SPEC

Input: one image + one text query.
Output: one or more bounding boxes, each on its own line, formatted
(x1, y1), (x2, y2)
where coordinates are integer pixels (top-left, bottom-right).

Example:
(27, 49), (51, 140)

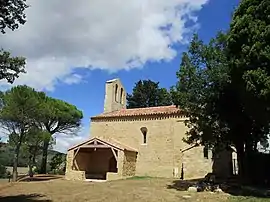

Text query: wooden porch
(66, 137), (137, 181)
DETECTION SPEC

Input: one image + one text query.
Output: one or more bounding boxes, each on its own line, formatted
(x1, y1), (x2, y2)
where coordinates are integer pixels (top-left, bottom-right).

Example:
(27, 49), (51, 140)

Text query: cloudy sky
(0, 0), (238, 153)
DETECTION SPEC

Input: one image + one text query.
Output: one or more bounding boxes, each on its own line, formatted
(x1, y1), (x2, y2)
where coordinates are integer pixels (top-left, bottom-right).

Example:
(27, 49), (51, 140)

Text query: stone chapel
(65, 78), (234, 181)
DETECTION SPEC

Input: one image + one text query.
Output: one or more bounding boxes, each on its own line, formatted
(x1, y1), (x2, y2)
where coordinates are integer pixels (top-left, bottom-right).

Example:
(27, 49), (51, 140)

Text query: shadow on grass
(167, 178), (203, 191)
(167, 178), (270, 198)
(0, 194), (52, 202)
(18, 175), (63, 182)
(220, 183), (270, 198)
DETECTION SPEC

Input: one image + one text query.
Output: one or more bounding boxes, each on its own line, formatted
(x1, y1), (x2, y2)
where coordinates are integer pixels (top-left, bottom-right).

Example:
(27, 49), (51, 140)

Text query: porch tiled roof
(91, 105), (181, 119)
(68, 136), (137, 152)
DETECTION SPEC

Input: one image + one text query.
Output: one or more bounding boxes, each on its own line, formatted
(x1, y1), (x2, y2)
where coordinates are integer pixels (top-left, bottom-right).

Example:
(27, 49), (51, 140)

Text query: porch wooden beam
(73, 147), (80, 159)
(111, 148), (117, 160)
(80, 145), (111, 149)
(74, 160), (79, 170)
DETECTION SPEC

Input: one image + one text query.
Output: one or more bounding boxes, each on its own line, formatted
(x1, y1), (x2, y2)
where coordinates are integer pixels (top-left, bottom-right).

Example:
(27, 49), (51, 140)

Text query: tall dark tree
(226, 0), (270, 175)
(227, 0), (270, 135)
(172, 27), (270, 178)
(171, 32), (265, 177)
(0, 0), (29, 83)
(38, 97), (83, 174)
(127, 79), (172, 109)
(171, 33), (230, 148)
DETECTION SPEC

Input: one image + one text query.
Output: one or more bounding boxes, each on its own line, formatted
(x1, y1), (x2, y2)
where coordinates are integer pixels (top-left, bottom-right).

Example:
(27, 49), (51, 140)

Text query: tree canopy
(0, 0), (29, 34)
(171, 33), (230, 148)
(127, 79), (172, 109)
(0, 85), (83, 178)
(0, 0), (29, 83)
(0, 50), (26, 84)
(0, 85), (44, 181)
(227, 0), (270, 138)
(171, 0), (270, 178)
(38, 97), (83, 174)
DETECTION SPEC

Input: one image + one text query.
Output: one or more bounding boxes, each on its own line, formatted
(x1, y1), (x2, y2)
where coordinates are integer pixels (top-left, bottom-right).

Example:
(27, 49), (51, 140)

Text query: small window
(143, 131), (147, 144)
(203, 146), (208, 159)
(115, 84), (118, 102)
(120, 88), (124, 104)
(140, 127), (148, 144)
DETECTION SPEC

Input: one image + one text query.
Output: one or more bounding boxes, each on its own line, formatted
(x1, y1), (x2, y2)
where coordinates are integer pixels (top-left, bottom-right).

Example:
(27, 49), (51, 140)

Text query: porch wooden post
(111, 148), (118, 169)
(72, 147), (80, 170)
(111, 148), (117, 160)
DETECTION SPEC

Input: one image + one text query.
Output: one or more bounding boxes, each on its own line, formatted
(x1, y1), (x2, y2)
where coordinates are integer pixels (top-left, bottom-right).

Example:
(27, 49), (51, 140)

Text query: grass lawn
(0, 177), (269, 202)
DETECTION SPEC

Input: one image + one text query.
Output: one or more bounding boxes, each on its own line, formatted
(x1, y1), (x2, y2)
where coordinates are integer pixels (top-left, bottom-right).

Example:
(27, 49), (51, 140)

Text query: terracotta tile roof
(68, 136), (137, 152)
(91, 105), (182, 119)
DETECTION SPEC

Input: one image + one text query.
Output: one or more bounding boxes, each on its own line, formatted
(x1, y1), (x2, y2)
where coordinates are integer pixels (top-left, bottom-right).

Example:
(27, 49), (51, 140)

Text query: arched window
(203, 145), (208, 159)
(120, 88), (124, 104)
(115, 84), (118, 102)
(140, 127), (148, 144)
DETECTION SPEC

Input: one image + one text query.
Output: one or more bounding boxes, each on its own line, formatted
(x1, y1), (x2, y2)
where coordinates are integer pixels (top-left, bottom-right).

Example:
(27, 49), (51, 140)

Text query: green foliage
(0, 85), (80, 178)
(171, 33), (230, 148)
(0, 139), (7, 178)
(22, 127), (52, 176)
(0, 164), (7, 178)
(0, 49), (26, 84)
(0, 0), (28, 83)
(127, 79), (172, 109)
(0, 0), (29, 34)
(172, 0), (270, 178)
(49, 153), (66, 174)
(0, 143), (27, 167)
(37, 97), (83, 174)
(0, 85), (44, 133)
(0, 142), (65, 169)
(0, 85), (82, 175)
(0, 85), (45, 180)
(39, 97), (83, 134)
(226, 0), (270, 135)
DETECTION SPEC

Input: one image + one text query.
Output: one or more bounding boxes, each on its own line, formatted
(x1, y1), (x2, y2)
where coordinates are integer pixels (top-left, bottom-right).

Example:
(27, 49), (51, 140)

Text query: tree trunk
(12, 143), (21, 182)
(235, 141), (245, 180)
(28, 146), (34, 178)
(32, 150), (37, 166)
(40, 140), (49, 174)
(28, 154), (33, 178)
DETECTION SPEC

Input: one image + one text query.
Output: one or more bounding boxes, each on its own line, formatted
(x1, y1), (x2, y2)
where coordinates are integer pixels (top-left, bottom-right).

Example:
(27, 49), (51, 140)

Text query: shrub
(0, 165), (7, 178)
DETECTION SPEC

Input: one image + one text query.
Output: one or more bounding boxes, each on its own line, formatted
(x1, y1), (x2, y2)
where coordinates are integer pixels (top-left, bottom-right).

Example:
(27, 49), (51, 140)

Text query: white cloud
(0, 0), (208, 91)
(53, 127), (90, 153)
(63, 74), (84, 85)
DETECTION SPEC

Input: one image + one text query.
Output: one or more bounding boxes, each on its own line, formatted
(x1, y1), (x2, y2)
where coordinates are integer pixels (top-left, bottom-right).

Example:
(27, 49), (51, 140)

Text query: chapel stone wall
(90, 116), (212, 179)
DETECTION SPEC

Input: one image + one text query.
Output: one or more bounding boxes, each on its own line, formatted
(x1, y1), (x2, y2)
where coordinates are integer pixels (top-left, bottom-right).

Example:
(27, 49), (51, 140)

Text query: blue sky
(0, 0), (239, 152)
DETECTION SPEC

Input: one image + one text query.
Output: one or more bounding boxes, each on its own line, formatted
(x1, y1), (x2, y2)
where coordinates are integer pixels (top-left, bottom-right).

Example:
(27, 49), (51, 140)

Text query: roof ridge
(91, 105), (182, 119)
(121, 105), (177, 110)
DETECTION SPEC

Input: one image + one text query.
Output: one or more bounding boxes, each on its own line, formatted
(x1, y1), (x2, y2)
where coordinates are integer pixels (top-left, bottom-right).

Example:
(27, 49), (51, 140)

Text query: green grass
(127, 176), (154, 180)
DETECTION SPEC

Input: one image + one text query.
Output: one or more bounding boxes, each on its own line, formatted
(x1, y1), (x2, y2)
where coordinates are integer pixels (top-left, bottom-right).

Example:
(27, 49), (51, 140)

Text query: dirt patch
(0, 178), (230, 202)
